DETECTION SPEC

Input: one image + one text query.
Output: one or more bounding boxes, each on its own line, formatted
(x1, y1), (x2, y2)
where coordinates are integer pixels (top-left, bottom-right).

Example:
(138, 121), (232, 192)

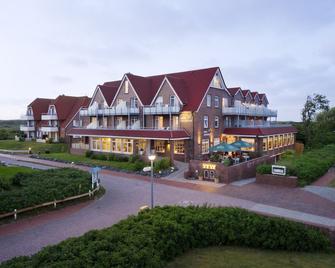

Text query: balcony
(143, 104), (181, 115)
(228, 121), (292, 128)
(41, 113), (58, 120)
(222, 105), (277, 117)
(80, 106), (139, 116)
(20, 125), (35, 132)
(21, 114), (34, 120)
(40, 126), (59, 132)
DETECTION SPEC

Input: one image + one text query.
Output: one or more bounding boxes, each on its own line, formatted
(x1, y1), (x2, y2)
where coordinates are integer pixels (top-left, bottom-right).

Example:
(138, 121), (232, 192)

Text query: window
(222, 98), (228, 108)
(125, 80), (129, 93)
(131, 116), (138, 125)
(283, 134), (288, 146)
(155, 140), (165, 153)
(203, 115), (209, 128)
(155, 116), (163, 129)
(262, 137), (268, 151)
(279, 135), (283, 147)
(268, 136), (273, 150)
(172, 116), (179, 129)
(130, 97), (138, 108)
(202, 139), (209, 154)
(241, 138), (255, 152)
(206, 94), (211, 107)
(169, 95), (175, 106)
(92, 138), (101, 151)
(214, 116), (219, 128)
(123, 139), (133, 154)
(274, 135), (278, 148)
(213, 73), (222, 88)
(111, 139), (122, 152)
(174, 141), (184, 154)
(102, 138), (111, 152)
(214, 96), (219, 108)
(155, 96), (163, 106)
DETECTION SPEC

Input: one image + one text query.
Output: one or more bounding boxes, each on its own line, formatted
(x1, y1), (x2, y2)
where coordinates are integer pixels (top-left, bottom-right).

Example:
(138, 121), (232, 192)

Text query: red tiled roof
(227, 87), (241, 96)
(29, 98), (54, 121)
(103, 67), (219, 111)
(223, 126), (297, 136)
(251, 91), (259, 99)
(61, 96), (91, 128)
(99, 84), (120, 106)
(241, 89), (251, 97)
(67, 128), (191, 140)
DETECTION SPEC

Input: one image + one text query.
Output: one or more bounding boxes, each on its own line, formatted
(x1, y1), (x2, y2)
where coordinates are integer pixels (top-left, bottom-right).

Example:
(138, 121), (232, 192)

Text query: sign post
(91, 167), (101, 189)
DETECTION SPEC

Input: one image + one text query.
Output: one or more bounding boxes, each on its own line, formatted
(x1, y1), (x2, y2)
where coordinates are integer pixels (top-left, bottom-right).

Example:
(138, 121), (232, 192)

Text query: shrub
(113, 154), (129, 162)
(210, 154), (221, 162)
(91, 154), (107, 161)
(0, 179), (10, 191)
(1, 206), (331, 267)
(44, 150), (50, 154)
(128, 155), (140, 163)
(85, 150), (93, 158)
(256, 164), (272, 174)
(46, 138), (53, 144)
(154, 158), (171, 172)
(134, 160), (146, 171)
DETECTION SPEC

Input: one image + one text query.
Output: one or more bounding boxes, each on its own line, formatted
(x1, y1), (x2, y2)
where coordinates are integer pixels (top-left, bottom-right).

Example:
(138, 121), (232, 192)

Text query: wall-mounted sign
(202, 163), (216, 170)
(271, 165), (286, 176)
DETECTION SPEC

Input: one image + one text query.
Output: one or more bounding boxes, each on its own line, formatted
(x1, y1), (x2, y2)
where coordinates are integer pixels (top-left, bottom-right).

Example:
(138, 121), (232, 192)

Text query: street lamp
(148, 153), (156, 209)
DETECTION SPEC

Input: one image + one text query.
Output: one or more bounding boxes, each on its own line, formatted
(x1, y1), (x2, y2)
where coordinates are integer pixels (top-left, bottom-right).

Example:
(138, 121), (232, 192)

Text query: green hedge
(2, 206), (331, 267)
(257, 145), (335, 186)
(0, 168), (91, 213)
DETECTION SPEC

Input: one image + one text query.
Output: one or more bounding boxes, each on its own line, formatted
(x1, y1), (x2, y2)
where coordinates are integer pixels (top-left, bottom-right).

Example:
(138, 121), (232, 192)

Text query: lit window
(262, 137), (268, 151)
(207, 95), (211, 107)
(102, 138), (111, 152)
(92, 137), (101, 151)
(241, 138), (255, 152)
(123, 139), (133, 154)
(214, 96), (219, 108)
(274, 135), (278, 148)
(202, 139), (209, 154)
(214, 116), (219, 128)
(268, 136), (273, 150)
(111, 138), (122, 152)
(279, 135), (283, 147)
(174, 141), (184, 154)
(203, 115), (209, 129)
(125, 80), (129, 94)
(155, 140), (165, 153)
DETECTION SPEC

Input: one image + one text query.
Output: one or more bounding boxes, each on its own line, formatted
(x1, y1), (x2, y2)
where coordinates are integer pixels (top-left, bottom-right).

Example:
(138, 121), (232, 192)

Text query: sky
(1, 0), (335, 121)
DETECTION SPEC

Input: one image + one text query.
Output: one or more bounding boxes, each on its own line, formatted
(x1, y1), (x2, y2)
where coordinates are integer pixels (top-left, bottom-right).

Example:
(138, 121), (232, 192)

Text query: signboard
(202, 163), (216, 170)
(271, 165), (286, 176)
(91, 167), (101, 189)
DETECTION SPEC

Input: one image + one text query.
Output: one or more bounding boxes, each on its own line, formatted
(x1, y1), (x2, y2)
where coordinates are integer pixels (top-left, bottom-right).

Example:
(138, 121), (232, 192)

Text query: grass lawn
(0, 140), (67, 153)
(40, 152), (146, 171)
(0, 165), (37, 185)
(167, 247), (335, 268)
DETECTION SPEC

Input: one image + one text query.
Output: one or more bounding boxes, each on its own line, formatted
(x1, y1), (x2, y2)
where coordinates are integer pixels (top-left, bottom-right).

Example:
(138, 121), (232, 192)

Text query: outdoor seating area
(208, 140), (252, 166)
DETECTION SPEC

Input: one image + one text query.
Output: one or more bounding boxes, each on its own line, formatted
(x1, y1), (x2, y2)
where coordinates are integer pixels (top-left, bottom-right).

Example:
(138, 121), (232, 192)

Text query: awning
(209, 142), (240, 152)
(223, 126), (297, 136)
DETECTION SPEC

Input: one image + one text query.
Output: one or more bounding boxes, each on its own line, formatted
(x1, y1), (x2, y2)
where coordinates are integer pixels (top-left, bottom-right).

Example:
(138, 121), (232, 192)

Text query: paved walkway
(0, 154), (335, 262)
(304, 186), (335, 203)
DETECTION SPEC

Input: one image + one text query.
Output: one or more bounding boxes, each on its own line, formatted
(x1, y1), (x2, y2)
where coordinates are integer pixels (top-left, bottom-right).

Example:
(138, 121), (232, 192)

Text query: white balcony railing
(20, 114), (34, 120)
(71, 143), (89, 150)
(41, 113), (58, 120)
(143, 104), (181, 115)
(80, 106), (139, 116)
(40, 126), (58, 132)
(222, 105), (277, 117)
(20, 125), (35, 132)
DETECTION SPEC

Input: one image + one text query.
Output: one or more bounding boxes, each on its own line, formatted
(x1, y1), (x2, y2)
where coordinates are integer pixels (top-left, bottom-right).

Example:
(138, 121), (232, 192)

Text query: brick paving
(0, 154), (335, 262)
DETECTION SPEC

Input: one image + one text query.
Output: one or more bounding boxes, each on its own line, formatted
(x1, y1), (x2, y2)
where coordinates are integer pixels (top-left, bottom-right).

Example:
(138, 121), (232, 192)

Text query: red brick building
(67, 67), (296, 161)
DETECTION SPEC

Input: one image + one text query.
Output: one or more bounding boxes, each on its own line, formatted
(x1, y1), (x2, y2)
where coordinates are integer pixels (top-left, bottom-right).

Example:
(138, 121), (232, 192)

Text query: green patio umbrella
(209, 142), (240, 152)
(230, 140), (253, 148)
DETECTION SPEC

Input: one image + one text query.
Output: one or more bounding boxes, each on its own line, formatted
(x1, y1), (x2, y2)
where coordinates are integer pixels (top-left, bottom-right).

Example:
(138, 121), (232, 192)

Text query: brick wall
(256, 173), (298, 187)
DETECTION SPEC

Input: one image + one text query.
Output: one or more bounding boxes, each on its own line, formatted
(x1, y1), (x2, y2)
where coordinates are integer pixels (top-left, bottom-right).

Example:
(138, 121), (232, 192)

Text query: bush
(85, 150), (93, 158)
(128, 155), (140, 163)
(210, 154), (221, 162)
(91, 154), (107, 161)
(154, 158), (171, 172)
(113, 154), (129, 162)
(0, 168), (91, 214)
(44, 150), (50, 154)
(256, 164), (272, 174)
(2, 206), (331, 267)
(134, 159), (146, 171)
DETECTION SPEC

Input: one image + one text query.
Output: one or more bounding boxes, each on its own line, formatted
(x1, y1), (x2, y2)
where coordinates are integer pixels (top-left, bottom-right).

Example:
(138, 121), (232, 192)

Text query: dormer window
(169, 96), (175, 106)
(27, 108), (32, 115)
(130, 97), (138, 108)
(155, 96), (163, 106)
(125, 80), (129, 94)
(49, 106), (56, 115)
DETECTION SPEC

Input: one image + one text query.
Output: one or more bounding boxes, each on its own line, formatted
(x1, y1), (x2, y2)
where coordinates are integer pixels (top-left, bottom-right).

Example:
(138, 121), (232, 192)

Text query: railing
(40, 126), (59, 132)
(0, 187), (100, 220)
(80, 106), (139, 116)
(222, 105), (277, 117)
(73, 126), (184, 131)
(143, 105), (181, 114)
(41, 113), (58, 120)
(71, 143), (89, 150)
(227, 122), (293, 128)
(20, 114), (34, 120)
(20, 125), (35, 131)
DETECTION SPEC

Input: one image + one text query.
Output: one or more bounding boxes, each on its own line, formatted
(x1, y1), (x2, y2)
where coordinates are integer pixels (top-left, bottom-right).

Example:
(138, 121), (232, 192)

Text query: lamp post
(148, 153), (156, 209)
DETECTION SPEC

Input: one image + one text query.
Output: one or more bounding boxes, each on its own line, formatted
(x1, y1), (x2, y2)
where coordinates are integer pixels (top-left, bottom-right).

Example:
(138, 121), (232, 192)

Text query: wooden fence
(0, 187), (100, 220)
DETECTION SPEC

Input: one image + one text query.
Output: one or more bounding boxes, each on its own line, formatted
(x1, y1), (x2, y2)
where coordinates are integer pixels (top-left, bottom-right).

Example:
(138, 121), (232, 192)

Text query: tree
(301, 94), (330, 147)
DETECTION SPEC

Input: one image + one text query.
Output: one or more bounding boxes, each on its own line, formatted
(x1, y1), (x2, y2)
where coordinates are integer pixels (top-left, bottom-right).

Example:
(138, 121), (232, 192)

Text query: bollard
(14, 209), (17, 220)
(54, 201), (57, 208)
(89, 190), (92, 197)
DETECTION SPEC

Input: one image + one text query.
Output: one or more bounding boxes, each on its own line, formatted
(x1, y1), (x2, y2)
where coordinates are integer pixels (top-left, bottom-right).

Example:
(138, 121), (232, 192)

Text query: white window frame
(201, 139), (209, 154)
(174, 141), (184, 154)
(214, 116), (219, 128)
(203, 115), (209, 129)
(206, 94), (211, 107)
(169, 95), (175, 106)
(214, 96), (219, 108)
(125, 80), (129, 94)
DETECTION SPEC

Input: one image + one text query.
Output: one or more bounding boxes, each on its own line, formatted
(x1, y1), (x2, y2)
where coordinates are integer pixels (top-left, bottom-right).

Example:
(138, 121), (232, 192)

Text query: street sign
(91, 167), (101, 189)
(272, 165), (286, 176)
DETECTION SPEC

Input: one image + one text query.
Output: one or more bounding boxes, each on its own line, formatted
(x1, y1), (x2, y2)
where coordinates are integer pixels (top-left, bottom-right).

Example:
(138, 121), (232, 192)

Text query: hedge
(1, 206), (331, 267)
(0, 168), (92, 214)
(257, 144), (335, 186)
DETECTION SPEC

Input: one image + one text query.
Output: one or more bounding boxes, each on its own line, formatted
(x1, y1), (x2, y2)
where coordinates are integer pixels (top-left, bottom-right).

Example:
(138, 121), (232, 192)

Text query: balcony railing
(40, 126), (59, 132)
(41, 113), (58, 120)
(21, 114), (34, 120)
(76, 125), (182, 131)
(71, 143), (89, 150)
(80, 106), (139, 116)
(227, 121), (292, 128)
(222, 105), (277, 117)
(143, 104), (181, 115)
(20, 125), (35, 132)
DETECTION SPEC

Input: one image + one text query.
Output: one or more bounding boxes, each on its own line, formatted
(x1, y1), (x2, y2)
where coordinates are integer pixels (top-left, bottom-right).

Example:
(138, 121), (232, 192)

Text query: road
(0, 154), (334, 262)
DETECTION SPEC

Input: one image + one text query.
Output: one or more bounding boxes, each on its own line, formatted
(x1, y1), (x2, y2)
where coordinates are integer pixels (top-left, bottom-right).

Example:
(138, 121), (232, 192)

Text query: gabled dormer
(27, 107), (33, 116)
(259, 93), (269, 107)
(251, 92), (260, 105)
(227, 87), (244, 106)
(111, 74), (143, 108)
(242, 90), (253, 104)
(150, 77), (183, 107)
(89, 86), (109, 109)
(48, 105), (57, 115)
